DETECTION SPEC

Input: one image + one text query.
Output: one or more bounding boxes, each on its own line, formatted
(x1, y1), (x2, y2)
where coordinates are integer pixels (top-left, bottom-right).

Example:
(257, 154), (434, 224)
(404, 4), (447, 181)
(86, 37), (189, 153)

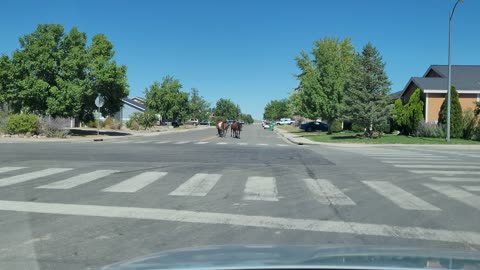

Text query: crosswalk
(338, 147), (480, 211)
(0, 165), (479, 213)
(74, 139), (291, 147)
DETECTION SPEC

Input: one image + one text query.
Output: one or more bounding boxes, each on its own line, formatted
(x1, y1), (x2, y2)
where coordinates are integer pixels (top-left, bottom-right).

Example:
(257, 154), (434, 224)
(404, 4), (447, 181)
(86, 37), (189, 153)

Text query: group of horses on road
(216, 120), (243, 139)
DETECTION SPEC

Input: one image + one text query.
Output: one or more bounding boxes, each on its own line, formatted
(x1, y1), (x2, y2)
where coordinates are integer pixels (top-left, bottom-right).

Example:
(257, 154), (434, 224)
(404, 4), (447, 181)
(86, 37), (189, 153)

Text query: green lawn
(306, 131), (480, 144)
(277, 125), (480, 144)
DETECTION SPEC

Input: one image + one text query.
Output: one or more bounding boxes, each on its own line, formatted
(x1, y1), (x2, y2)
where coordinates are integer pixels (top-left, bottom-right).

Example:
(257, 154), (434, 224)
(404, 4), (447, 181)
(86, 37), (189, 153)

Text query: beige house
(400, 65), (480, 123)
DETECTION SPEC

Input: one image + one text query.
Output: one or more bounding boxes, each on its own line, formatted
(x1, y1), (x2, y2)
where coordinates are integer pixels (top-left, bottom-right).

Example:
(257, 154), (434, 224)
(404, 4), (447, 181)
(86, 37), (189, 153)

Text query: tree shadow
(69, 129), (132, 137)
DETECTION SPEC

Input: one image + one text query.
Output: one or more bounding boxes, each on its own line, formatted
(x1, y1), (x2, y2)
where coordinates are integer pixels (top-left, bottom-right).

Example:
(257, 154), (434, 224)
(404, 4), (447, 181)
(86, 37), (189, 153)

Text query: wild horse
(230, 121), (242, 139)
(216, 120), (229, 137)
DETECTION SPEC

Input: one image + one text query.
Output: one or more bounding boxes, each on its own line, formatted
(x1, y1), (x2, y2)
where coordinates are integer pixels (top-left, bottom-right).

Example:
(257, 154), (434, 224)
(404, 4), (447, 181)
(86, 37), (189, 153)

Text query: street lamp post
(446, 0), (464, 142)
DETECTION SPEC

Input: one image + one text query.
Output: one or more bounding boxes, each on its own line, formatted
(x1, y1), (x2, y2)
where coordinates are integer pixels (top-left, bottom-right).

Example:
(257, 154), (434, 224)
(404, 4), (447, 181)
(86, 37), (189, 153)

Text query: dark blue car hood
(101, 245), (480, 270)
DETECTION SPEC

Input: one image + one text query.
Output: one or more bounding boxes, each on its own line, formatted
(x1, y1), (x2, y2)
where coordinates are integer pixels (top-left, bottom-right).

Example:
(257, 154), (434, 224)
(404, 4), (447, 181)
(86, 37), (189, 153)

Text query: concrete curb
(0, 126), (214, 143)
(274, 127), (480, 149)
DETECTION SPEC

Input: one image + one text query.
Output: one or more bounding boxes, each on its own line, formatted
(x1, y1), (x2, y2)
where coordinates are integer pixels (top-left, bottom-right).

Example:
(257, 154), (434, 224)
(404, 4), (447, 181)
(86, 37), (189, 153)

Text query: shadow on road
(69, 129), (132, 137)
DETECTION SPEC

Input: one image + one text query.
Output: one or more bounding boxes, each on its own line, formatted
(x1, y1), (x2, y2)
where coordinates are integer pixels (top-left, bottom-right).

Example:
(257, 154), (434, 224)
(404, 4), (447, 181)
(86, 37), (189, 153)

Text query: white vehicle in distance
(275, 118), (294, 125)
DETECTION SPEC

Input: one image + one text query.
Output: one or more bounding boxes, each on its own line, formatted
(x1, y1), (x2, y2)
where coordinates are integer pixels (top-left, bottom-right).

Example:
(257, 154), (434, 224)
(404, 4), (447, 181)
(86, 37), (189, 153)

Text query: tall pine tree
(438, 85), (463, 138)
(344, 43), (391, 132)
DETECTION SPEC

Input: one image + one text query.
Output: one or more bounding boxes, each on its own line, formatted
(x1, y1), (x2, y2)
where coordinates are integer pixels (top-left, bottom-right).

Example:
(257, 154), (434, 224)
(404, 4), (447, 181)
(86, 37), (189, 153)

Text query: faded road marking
(424, 183), (480, 210)
(0, 200), (480, 246)
(0, 167), (26, 174)
(0, 168), (73, 187)
(169, 173), (222, 196)
(37, 170), (118, 189)
(102, 172), (167, 193)
(303, 179), (355, 205)
(363, 181), (440, 211)
(243, 176), (278, 201)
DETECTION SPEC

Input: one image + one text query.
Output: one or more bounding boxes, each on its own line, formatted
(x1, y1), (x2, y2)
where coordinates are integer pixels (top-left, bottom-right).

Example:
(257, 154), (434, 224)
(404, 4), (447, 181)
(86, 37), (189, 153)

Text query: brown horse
(230, 121), (242, 138)
(216, 120), (229, 137)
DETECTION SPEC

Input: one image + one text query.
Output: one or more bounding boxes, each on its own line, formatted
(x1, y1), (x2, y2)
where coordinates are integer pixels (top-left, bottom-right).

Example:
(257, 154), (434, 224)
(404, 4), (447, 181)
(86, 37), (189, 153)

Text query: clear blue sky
(1, 0), (479, 119)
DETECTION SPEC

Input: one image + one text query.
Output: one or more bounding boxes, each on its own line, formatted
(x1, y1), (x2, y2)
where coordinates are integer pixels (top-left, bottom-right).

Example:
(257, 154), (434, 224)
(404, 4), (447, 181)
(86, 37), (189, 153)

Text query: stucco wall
(426, 93), (479, 122)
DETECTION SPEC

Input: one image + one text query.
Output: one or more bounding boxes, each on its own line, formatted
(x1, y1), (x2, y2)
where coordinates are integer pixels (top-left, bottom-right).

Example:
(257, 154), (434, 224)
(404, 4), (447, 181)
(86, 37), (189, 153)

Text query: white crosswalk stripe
(374, 157), (451, 161)
(396, 165), (479, 169)
(243, 176), (278, 201)
(0, 167), (26, 174)
(155, 141), (171, 144)
(237, 142), (248, 145)
(382, 161), (478, 165)
(256, 143), (268, 146)
(195, 141), (209, 144)
(410, 170), (480, 176)
(111, 141), (129, 144)
(363, 181), (440, 211)
(102, 172), (167, 193)
(37, 170), (119, 189)
(169, 173), (222, 196)
(0, 168), (73, 187)
(431, 177), (480, 182)
(277, 144), (289, 147)
(303, 179), (355, 205)
(133, 141), (150, 144)
(462, 186), (480, 192)
(424, 183), (480, 210)
(216, 142), (228, 145)
(174, 141), (190, 144)
(365, 154), (436, 157)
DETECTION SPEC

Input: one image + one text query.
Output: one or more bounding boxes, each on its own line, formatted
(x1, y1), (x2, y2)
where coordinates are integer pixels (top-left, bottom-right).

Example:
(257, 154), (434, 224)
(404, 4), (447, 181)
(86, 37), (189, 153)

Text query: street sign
(95, 95), (105, 137)
(95, 96), (105, 108)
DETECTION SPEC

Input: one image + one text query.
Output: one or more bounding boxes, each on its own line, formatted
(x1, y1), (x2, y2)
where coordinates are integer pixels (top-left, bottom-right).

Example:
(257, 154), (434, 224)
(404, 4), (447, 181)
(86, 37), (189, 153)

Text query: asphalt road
(0, 124), (480, 269)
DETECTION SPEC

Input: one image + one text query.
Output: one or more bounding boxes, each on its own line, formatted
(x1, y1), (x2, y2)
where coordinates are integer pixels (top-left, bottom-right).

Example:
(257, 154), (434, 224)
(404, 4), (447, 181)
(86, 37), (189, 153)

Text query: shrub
(103, 116), (115, 129)
(6, 114), (39, 134)
(414, 122), (445, 138)
(126, 112), (143, 129)
(438, 86), (463, 138)
(85, 120), (104, 128)
(462, 110), (478, 140)
(130, 121), (139, 131)
(0, 112), (10, 134)
(473, 125), (480, 141)
(140, 111), (158, 129)
(39, 117), (70, 138)
(331, 120), (343, 133)
(351, 122), (365, 133)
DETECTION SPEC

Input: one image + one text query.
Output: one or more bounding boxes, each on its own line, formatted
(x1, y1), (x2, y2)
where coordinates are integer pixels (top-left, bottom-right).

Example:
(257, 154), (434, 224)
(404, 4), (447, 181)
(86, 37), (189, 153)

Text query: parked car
(185, 118), (199, 126)
(276, 118), (295, 125)
(300, 121), (328, 132)
(199, 120), (211, 126)
(171, 120), (184, 128)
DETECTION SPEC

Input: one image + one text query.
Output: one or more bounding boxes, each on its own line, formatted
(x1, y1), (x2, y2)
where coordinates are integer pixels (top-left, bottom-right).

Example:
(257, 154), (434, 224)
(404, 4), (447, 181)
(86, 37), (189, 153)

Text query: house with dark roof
(114, 97), (147, 122)
(399, 65), (480, 123)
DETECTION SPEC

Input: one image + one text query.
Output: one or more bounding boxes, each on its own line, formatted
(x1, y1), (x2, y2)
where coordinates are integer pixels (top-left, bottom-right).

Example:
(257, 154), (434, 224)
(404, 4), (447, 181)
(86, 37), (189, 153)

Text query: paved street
(1, 125), (480, 269)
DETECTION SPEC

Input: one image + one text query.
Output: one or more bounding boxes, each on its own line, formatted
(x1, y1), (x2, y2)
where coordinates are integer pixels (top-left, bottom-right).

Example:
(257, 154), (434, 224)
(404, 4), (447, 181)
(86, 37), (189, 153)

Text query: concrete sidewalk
(0, 126), (214, 143)
(274, 127), (480, 149)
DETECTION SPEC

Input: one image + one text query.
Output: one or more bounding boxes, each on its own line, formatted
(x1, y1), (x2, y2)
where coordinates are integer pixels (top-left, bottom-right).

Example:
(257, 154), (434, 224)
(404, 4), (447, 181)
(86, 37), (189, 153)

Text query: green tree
(144, 76), (189, 121)
(188, 88), (210, 120)
(47, 27), (88, 118)
(295, 37), (355, 133)
(263, 99), (289, 120)
(213, 98), (240, 120)
(0, 55), (12, 105)
(85, 34), (129, 120)
(239, 113), (254, 124)
(0, 24), (128, 121)
(438, 86), (463, 138)
(344, 43), (391, 132)
(403, 88), (424, 135)
(393, 98), (405, 132)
